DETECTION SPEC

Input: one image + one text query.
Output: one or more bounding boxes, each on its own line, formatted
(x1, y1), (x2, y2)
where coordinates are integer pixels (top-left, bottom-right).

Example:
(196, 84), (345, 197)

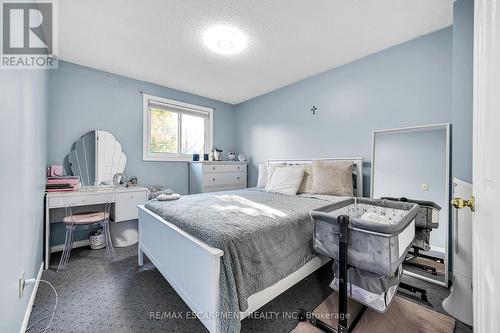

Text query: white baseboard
(20, 262), (43, 333)
(50, 239), (90, 253)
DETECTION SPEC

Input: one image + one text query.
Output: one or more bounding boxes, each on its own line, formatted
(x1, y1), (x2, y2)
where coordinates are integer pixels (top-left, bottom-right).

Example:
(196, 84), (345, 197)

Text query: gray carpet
(292, 295), (455, 333)
(28, 245), (472, 333)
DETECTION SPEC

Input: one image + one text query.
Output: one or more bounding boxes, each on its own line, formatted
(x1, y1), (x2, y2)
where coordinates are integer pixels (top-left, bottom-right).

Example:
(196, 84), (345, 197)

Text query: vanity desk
(44, 186), (147, 270)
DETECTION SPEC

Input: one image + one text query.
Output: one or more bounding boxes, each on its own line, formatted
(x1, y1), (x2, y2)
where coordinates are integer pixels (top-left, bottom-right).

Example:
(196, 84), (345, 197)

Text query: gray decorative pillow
(311, 160), (354, 196)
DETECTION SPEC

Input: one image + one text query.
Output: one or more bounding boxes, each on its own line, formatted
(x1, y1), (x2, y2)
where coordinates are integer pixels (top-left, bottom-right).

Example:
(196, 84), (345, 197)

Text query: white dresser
(189, 161), (247, 194)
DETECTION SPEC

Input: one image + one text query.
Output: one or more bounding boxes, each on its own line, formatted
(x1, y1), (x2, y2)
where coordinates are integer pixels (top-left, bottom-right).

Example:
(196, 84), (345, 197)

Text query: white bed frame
(138, 157), (363, 333)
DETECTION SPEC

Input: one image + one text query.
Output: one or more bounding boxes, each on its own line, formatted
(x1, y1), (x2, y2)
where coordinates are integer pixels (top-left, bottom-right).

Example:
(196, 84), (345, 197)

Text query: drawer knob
(213, 167), (216, 170)
(237, 177), (240, 180)
(237, 166), (240, 169)
(130, 195), (134, 199)
(213, 178), (216, 181)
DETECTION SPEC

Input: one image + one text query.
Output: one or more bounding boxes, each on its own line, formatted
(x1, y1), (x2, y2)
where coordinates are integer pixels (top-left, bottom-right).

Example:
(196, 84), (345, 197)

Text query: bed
(137, 158), (363, 333)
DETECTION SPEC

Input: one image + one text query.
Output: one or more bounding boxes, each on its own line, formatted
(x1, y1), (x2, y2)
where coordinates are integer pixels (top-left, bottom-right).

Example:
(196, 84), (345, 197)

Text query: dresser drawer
(203, 172), (246, 187)
(115, 191), (147, 222)
(47, 192), (115, 208)
(202, 184), (246, 193)
(202, 164), (245, 173)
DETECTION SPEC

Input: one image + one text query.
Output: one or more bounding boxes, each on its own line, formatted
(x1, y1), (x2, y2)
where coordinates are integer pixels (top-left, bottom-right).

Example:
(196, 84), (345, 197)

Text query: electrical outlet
(19, 272), (25, 298)
(420, 183), (429, 191)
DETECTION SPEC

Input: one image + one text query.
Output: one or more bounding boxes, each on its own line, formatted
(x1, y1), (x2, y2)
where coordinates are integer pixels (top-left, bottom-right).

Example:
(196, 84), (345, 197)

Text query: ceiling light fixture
(203, 26), (248, 55)
(217, 39), (234, 50)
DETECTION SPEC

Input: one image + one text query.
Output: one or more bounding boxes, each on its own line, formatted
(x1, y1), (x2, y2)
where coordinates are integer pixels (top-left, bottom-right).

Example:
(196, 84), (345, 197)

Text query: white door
(472, 0), (500, 331)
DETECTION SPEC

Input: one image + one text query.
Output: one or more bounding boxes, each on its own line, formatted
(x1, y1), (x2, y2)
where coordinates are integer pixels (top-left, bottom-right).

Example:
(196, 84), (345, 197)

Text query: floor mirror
(371, 123), (450, 287)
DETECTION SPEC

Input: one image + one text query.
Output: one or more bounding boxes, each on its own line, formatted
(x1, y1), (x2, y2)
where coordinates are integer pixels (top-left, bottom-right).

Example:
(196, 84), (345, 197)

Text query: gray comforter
(144, 188), (332, 332)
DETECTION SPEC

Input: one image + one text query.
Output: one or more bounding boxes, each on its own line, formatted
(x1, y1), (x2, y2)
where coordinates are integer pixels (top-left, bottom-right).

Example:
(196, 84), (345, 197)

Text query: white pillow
(267, 163), (286, 183)
(256, 163), (268, 188)
(265, 166), (305, 196)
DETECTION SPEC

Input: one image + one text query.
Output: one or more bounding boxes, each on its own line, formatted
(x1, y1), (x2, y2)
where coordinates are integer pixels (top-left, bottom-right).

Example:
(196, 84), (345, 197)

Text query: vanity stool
(57, 203), (115, 272)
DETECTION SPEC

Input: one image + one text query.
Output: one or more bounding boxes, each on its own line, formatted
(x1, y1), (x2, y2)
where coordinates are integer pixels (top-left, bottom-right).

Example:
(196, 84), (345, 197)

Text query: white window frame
(143, 94), (213, 161)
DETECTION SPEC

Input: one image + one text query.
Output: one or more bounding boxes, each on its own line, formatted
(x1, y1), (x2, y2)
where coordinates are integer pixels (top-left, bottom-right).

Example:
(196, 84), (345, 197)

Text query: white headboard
(266, 157), (364, 196)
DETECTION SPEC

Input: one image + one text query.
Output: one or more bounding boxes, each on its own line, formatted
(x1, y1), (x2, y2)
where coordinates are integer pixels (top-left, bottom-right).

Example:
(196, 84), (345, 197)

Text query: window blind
(148, 100), (210, 119)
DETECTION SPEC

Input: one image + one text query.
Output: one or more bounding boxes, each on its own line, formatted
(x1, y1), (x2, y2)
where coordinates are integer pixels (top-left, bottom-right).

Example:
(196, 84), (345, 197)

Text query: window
(143, 94), (213, 161)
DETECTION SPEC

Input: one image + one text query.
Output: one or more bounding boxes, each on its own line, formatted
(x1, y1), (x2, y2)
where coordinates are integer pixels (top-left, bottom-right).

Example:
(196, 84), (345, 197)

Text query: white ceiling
(58, 0), (452, 104)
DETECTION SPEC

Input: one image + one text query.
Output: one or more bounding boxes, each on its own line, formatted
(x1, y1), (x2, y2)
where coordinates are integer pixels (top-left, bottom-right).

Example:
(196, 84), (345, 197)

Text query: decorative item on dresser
(189, 161), (247, 194)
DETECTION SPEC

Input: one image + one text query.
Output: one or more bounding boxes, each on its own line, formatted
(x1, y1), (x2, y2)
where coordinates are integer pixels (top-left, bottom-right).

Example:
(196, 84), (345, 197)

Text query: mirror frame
(370, 123), (451, 287)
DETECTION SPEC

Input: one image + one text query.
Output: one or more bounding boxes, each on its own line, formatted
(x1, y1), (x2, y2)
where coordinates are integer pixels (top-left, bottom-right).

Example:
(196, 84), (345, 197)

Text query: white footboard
(138, 206), (223, 332)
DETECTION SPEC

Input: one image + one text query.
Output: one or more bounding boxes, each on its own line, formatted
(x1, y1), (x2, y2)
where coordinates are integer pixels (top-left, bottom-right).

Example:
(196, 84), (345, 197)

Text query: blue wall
(0, 70), (48, 332)
(452, 0), (474, 182)
(49, 61), (237, 194)
(48, 61), (238, 246)
(235, 28), (453, 196)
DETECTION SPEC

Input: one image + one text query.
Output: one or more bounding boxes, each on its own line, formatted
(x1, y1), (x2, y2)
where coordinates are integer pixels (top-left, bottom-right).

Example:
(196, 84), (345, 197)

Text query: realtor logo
(1, 0), (58, 69)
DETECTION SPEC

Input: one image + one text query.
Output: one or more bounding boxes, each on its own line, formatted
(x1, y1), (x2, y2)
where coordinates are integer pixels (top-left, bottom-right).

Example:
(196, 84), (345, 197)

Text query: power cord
(25, 315), (61, 333)
(25, 280), (58, 333)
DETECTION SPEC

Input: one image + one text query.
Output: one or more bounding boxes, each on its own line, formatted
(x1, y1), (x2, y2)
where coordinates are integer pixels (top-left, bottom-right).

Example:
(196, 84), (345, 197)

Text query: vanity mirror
(68, 130), (127, 187)
(371, 124), (450, 287)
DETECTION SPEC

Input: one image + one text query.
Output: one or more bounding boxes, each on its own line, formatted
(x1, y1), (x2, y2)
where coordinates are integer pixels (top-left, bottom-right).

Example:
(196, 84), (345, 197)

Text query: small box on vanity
(189, 161), (247, 194)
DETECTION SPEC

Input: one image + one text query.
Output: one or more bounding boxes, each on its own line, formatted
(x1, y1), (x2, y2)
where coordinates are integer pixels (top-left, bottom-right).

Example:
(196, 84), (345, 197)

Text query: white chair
(57, 202), (115, 272)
